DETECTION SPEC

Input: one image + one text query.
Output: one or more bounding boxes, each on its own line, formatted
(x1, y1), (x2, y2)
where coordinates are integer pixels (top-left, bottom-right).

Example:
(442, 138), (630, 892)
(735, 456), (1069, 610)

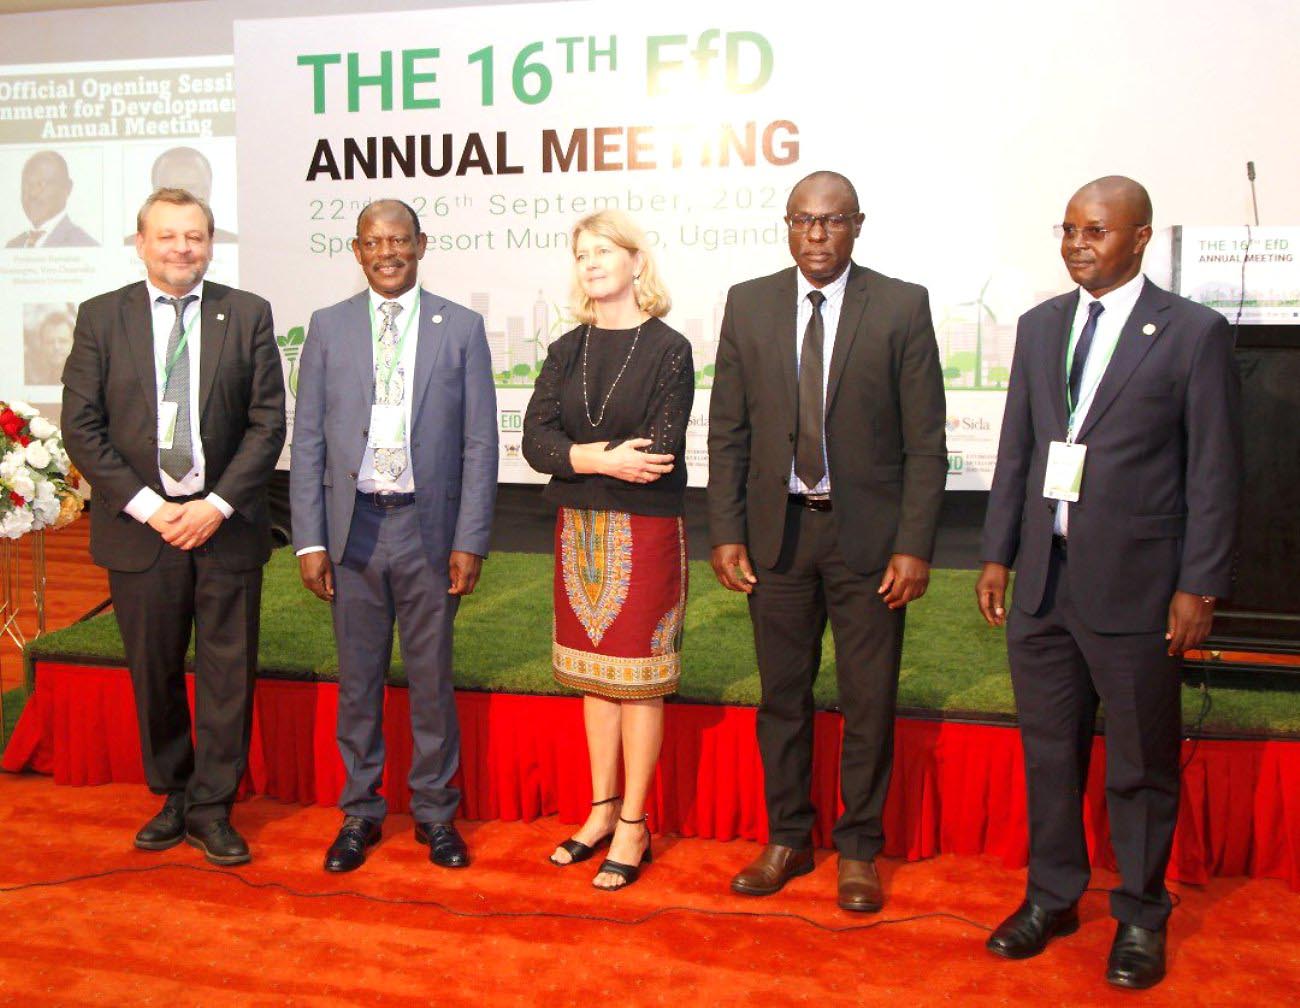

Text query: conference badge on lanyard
(1043, 440), (1086, 502)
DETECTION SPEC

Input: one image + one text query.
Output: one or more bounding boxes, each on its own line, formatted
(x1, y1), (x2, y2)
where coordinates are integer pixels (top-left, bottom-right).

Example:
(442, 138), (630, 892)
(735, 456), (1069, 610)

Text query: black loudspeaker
(1197, 324), (1300, 677)
(1224, 327), (1300, 615)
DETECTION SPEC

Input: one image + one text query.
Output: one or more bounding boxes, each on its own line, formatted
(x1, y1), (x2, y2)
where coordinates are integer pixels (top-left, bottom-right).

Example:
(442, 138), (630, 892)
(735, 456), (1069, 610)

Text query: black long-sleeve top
(522, 317), (694, 517)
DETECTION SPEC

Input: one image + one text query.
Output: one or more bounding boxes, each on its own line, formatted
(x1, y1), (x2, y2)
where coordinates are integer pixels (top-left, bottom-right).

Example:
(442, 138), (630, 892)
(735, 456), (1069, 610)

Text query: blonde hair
(569, 210), (671, 324)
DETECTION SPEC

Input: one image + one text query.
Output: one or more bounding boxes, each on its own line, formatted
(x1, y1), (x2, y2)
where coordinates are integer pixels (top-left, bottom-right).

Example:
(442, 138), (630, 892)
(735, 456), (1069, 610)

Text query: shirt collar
(796, 262), (852, 306)
(30, 210), (67, 235)
(1079, 271), (1145, 316)
(145, 278), (205, 306)
(368, 284), (420, 319)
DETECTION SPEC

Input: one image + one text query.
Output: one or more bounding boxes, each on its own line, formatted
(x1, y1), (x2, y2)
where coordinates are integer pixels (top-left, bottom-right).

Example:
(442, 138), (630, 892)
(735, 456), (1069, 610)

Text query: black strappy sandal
(548, 795), (621, 866)
(593, 814), (653, 891)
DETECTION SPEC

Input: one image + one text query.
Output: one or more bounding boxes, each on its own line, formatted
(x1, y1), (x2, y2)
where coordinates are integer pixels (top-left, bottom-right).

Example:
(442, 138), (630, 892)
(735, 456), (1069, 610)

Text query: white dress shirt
(1055, 272), (1146, 536)
(123, 280), (233, 524)
(357, 285), (420, 494)
(296, 285), (420, 557)
(788, 265), (850, 495)
(27, 211), (67, 247)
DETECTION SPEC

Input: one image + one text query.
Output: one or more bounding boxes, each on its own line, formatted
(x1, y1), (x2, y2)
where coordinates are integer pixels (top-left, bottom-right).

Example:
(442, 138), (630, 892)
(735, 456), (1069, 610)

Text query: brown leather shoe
(837, 857), (883, 912)
(730, 843), (814, 896)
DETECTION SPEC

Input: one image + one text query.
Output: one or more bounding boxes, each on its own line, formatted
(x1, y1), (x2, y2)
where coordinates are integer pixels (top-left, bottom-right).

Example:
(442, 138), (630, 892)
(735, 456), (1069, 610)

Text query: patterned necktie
(795, 289), (827, 489)
(1068, 300), (1105, 408)
(158, 294), (198, 481)
(372, 300), (407, 480)
(25, 229), (44, 248)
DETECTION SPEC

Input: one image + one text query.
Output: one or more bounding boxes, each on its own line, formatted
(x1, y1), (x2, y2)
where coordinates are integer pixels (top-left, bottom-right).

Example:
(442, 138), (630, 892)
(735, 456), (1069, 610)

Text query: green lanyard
(161, 307), (197, 393)
(369, 292), (419, 397)
(1063, 305), (1119, 440)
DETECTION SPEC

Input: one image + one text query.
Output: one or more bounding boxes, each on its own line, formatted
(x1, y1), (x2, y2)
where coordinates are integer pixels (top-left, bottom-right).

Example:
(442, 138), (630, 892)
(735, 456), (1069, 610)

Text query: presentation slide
(0, 55), (236, 426)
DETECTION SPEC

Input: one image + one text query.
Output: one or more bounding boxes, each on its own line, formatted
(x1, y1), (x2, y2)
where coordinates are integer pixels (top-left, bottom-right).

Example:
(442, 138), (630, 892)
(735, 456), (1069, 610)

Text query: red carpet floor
(0, 774), (1296, 1006)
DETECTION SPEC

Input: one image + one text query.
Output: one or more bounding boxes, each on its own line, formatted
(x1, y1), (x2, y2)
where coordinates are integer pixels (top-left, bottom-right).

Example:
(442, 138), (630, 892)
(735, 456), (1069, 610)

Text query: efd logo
(499, 410), (522, 432)
(947, 452), (964, 474)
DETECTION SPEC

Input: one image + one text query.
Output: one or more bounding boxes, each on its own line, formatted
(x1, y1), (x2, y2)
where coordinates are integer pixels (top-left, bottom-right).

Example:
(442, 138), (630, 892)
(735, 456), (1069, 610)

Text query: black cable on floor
(0, 862), (995, 935)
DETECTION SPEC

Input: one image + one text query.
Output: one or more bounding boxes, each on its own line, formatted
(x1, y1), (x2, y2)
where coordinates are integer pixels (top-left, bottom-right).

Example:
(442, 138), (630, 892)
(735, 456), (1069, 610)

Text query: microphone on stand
(1246, 161), (1260, 225)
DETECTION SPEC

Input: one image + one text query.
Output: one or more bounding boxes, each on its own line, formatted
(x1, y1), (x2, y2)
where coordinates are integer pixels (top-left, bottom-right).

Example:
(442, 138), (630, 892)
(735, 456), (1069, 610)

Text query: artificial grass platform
(22, 548), (1300, 737)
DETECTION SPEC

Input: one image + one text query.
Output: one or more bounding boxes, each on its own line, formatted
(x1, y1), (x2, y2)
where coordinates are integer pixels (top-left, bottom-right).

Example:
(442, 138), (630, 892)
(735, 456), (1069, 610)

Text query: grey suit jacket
(707, 263), (948, 575)
(7, 215), (98, 248)
(981, 279), (1242, 633)
(289, 287), (498, 563)
(61, 280), (286, 572)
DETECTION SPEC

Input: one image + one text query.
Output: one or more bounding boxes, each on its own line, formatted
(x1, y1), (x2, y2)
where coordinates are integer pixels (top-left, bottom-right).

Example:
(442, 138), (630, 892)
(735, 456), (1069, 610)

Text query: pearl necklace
(581, 321), (644, 427)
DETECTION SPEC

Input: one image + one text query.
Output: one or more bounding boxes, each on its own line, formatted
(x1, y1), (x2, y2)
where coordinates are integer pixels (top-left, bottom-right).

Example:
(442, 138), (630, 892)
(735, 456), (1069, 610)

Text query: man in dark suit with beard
(62, 187), (284, 864)
(708, 170), (947, 912)
(977, 176), (1241, 989)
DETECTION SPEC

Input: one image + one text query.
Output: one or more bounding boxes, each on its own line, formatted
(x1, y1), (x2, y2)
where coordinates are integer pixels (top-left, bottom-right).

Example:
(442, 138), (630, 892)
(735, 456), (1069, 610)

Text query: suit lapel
(762, 269), (799, 431)
(121, 282), (158, 418)
(1074, 281), (1169, 441)
(826, 263), (869, 413)
(346, 291), (375, 394)
(198, 283), (230, 418)
(1047, 290), (1078, 436)
(410, 288), (448, 426)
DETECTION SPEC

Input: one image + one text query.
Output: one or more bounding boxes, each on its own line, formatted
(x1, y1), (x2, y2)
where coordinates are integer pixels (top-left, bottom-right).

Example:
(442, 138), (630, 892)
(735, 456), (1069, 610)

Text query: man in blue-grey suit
(289, 199), (497, 873)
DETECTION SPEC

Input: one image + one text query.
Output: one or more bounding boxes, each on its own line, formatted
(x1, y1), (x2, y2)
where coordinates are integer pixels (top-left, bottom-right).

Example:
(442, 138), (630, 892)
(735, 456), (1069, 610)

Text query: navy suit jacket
(981, 278), (1242, 633)
(289, 287), (498, 563)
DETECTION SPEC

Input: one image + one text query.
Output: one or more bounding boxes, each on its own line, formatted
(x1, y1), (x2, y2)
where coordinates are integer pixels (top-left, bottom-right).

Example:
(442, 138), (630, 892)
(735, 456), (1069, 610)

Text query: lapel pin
(1142, 322), (1156, 335)
(216, 313), (225, 321)
(432, 314), (443, 324)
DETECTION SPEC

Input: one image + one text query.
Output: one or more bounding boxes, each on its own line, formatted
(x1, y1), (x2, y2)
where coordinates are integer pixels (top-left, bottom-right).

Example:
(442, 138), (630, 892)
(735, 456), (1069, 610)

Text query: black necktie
(1068, 300), (1105, 408)
(796, 290), (827, 489)
(158, 294), (198, 481)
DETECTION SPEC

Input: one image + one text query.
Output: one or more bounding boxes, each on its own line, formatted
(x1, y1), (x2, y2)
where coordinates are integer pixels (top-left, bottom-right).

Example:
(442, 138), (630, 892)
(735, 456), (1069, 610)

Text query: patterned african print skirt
(552, 508), (686, 700)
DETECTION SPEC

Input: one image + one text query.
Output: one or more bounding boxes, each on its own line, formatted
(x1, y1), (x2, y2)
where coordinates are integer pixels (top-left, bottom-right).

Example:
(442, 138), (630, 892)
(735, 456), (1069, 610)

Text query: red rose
(9, 491), (24, 507)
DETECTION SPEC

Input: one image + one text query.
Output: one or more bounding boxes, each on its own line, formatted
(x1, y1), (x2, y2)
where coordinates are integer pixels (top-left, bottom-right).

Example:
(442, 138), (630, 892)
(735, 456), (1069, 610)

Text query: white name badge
(368, 403), (405, 447)
(158, 400), (179, 451)
(1043, 440), (1087, 502)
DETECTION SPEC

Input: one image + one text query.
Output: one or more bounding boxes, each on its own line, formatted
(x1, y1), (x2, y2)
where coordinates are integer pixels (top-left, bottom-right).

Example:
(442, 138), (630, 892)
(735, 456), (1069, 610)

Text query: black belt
(788, 493), (833, 512)
(356, 490), (415, 509)
(164, 492), (205, 504)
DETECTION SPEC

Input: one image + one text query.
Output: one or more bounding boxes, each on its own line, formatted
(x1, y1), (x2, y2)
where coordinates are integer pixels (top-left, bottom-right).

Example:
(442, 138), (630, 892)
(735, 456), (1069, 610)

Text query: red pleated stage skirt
(552, 508), (687, 700)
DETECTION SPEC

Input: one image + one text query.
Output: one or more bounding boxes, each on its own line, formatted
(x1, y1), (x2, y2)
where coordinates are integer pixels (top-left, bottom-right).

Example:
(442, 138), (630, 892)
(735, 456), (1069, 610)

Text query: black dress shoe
(324, 816), (383, 873)
(986, 900), (1080, 959)
(185, 818), (251, 866)
(414, 820), (469, 868)
(135, 793), (186, 851)
(1106, 922), (1166, 989)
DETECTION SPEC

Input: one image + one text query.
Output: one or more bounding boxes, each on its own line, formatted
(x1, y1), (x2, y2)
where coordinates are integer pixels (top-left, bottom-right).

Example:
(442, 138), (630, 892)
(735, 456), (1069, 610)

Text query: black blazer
(707, 263), (948, 574)
(62, 280), (286, 572)
(981, 279), (1241, 633)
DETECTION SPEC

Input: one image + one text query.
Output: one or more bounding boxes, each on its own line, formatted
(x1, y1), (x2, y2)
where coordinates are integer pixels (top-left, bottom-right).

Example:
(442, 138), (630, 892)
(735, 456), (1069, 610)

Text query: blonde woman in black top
(523, 210), (693, 890)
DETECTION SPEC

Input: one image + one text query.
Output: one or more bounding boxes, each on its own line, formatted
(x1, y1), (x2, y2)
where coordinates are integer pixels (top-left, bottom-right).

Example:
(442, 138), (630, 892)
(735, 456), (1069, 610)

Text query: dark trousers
(109, 543), (262, 828)
(747, 502), (904, 860)
(333, 498), (460, 823)
(1007, 543), (1182, 930)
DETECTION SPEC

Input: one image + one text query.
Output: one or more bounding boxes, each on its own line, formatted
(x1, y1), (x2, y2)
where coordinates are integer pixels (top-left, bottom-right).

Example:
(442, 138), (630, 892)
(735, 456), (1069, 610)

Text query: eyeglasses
(786, 213), (860, 234)
(1053, 224), (1142, 242)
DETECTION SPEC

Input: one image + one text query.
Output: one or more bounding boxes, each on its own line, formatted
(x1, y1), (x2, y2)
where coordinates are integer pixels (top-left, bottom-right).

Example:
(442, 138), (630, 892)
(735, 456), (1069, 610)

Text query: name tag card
(368, 403), (405, 447)
(1043, 440), (1086, 502)
(158, 400), (179, 451)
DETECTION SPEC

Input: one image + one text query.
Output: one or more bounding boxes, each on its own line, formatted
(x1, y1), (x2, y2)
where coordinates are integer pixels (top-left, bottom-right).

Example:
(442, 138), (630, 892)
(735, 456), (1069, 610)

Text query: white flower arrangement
(0, 400), (86, 540)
